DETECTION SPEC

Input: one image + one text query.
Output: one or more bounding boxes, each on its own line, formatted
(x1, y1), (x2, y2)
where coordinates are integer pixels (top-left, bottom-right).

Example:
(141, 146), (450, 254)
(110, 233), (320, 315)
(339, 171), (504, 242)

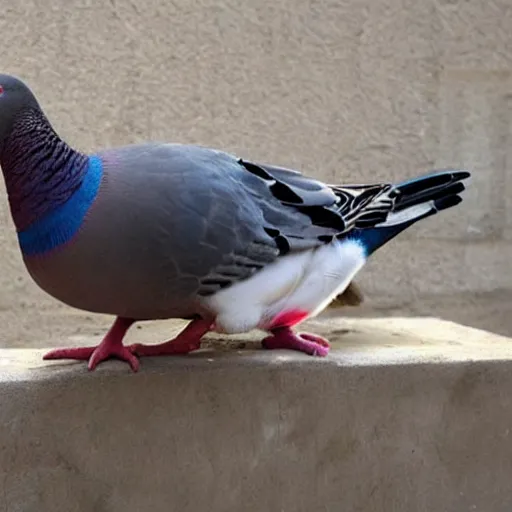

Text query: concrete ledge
(2, 318), (512, 511)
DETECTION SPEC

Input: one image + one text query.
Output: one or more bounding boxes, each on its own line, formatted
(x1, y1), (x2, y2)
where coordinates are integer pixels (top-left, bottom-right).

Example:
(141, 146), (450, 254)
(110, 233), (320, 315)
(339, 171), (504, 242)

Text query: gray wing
(182, 147), (393, 296)
(104, 143), (391, 298)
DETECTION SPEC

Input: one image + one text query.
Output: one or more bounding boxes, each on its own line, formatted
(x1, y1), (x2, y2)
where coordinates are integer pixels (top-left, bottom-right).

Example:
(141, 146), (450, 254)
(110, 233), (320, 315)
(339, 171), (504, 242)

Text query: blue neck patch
(18, 155), (103, 256)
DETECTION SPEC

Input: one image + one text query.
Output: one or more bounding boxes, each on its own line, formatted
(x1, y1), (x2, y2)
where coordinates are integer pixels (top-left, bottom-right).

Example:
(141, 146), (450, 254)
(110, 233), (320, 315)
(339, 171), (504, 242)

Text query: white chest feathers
(205, 239), (367, 334)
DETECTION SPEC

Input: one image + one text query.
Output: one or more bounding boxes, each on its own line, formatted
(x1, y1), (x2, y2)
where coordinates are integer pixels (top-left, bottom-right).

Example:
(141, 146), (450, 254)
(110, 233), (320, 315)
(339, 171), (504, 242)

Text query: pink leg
(43, 317), (139, 371)
(128, 318), (212, 357)
(261, 326), (330, 357)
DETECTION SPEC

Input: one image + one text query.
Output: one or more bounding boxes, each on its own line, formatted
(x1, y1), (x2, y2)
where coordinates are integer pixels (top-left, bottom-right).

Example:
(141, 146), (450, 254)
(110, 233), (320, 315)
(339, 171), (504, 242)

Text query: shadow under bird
(0, 74), (471, 372)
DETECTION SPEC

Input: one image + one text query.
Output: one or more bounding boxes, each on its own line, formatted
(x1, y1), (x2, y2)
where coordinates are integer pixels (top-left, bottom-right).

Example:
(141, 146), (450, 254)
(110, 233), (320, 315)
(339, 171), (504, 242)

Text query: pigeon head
(0, 74), (41, 151)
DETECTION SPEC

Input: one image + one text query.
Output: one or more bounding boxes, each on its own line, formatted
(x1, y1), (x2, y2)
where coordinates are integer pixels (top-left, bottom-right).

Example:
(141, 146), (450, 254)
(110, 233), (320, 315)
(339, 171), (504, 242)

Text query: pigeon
(0, 74), (470, 372)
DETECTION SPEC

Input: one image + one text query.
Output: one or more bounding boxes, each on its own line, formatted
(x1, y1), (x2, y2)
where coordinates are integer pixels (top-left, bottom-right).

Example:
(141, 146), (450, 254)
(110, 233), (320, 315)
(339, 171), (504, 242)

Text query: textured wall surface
(0, 0), (511, 320)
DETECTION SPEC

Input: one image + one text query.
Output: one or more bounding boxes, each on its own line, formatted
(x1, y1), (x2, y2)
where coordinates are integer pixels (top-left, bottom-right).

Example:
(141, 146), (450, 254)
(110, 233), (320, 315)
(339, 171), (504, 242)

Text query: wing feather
(108, 144), (392, 297)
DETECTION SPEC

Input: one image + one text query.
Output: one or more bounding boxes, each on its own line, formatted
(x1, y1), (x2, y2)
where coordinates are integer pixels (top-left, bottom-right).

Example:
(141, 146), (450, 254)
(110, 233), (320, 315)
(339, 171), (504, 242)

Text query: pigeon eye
(0, 85), (3, 96)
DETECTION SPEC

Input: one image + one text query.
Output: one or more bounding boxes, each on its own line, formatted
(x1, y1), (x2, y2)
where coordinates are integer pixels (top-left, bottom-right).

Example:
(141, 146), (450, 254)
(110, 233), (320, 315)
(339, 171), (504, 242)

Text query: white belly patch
(204, 239), (367, 334)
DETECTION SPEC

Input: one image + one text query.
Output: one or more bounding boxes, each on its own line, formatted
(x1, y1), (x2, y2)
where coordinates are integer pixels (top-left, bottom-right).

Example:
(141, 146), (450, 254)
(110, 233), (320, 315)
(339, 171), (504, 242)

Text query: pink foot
(261, 327), (330, 357)
(43, 318), (213, 371)
(128, 318), (211, 357)
(43, 318), (139, 371)
(43, 344), (140, 371)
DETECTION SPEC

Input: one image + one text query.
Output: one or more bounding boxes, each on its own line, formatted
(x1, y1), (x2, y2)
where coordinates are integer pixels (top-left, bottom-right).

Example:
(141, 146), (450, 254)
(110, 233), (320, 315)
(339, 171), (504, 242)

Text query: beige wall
(1, 0), (511, 316)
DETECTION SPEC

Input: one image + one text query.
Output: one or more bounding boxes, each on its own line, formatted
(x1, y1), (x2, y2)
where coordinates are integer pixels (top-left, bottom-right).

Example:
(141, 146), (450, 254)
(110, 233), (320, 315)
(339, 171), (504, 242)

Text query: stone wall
(2, 318), (512, 511)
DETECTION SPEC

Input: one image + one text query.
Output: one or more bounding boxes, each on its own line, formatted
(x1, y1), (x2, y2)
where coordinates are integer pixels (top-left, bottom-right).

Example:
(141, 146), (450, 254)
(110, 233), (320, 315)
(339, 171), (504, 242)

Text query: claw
(262, 327), (330, 357)
(88, 344), (140, 372)
(43, 317), (138, 371)
(43, 343), (140, 372)
(42, 317), (212, 371)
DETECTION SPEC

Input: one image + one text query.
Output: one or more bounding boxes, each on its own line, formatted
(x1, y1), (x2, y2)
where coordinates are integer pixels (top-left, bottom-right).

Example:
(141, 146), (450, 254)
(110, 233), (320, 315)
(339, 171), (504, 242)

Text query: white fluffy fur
(205, 239), (366, 334)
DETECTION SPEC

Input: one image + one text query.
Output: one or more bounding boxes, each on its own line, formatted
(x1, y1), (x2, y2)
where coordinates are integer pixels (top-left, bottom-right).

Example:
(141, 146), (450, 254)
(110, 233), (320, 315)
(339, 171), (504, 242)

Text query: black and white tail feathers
(237, 158), (469, 256)
(334, 169), (471, 255)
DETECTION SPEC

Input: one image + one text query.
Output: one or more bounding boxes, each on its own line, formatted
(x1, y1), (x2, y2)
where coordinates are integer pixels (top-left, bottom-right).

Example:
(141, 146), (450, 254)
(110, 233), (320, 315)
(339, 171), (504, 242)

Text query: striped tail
(349, 169), (471, 256)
